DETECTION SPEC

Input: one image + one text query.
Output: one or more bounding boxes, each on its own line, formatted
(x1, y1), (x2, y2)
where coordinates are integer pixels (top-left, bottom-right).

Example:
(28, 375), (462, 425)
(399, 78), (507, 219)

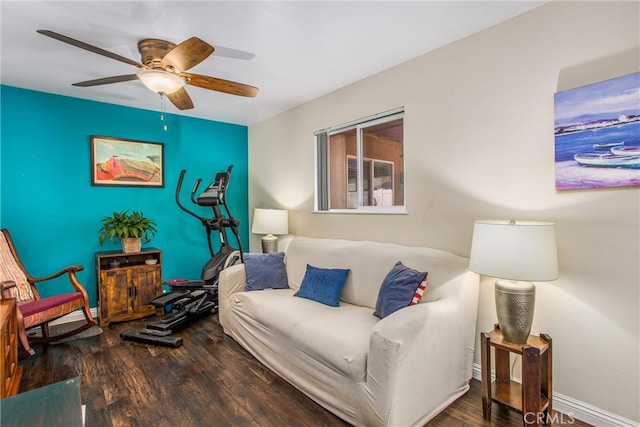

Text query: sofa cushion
(374, 261), (428, 318)
(294, 264), (350, 307)
(244, 252), (288, 291)
(18, 292), (83, 317)
(230, 289), (376, 380)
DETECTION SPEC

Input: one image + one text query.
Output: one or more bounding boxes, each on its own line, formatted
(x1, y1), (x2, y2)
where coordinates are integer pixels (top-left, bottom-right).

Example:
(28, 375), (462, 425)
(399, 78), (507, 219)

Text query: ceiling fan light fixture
(137, 69), (186, 94)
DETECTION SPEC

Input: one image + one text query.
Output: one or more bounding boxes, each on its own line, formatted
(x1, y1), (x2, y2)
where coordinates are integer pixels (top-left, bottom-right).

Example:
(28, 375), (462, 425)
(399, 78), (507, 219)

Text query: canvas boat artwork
(574, 141), (640, 168)
(592, 141), (624, 150)
(611, 146), (640, 156)
(574, 153), (640, 168)
(554, 71), (640, 190)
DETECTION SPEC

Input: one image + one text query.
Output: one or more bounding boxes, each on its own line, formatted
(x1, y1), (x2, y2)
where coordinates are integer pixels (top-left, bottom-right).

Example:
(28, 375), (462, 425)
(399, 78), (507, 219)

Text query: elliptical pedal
(140, 328), (173, 337)
(149, 290), (191, 307)
(120, 330), (183, 348)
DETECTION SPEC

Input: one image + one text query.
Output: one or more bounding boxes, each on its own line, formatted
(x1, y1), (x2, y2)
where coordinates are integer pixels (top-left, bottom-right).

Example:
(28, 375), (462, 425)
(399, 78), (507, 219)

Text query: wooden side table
(96, 248), (163, 327)
(481, 324), (552, 427)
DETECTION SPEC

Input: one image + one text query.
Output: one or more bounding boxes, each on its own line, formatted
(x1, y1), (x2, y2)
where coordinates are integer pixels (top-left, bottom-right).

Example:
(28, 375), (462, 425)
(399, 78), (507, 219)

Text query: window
(315, 108), (404, 212)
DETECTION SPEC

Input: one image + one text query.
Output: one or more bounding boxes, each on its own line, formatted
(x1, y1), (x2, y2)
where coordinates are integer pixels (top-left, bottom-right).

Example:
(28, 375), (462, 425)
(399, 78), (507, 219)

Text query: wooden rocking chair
(0, 228), (97, 356)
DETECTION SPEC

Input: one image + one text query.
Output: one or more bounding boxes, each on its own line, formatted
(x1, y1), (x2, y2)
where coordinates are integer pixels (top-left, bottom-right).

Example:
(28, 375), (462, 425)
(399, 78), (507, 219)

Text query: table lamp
(251, 208), (289, 253)
(469, 220), (558, 344)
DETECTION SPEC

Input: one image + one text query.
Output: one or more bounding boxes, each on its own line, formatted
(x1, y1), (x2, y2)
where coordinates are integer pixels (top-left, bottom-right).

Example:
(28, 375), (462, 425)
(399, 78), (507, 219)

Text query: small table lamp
(251, 208), (289, 253)
(469, 220), (558, 344)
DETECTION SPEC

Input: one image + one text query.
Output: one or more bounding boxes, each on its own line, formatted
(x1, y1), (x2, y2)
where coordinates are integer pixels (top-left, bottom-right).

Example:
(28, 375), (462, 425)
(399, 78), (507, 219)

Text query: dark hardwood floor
(17, 315), (591, 427)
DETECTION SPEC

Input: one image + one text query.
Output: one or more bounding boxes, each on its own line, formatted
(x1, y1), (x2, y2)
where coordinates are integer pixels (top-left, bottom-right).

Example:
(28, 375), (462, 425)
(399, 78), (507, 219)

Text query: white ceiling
(0, 1), (544, 126)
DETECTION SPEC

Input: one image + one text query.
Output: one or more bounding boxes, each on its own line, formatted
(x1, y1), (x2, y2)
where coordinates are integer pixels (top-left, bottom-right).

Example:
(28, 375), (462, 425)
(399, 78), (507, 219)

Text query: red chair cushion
(18, 292), (83, 317)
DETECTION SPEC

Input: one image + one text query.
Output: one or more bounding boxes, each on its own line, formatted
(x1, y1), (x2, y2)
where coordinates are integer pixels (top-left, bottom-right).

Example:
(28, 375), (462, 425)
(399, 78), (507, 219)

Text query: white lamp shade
(251, 208), (289, 235)
(137, 69), (186, 94)
(469, 220), (558, 281)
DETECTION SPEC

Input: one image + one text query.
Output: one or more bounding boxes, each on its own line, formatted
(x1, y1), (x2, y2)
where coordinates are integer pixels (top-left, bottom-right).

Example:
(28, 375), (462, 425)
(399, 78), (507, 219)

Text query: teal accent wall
(0, 85), (249, 306)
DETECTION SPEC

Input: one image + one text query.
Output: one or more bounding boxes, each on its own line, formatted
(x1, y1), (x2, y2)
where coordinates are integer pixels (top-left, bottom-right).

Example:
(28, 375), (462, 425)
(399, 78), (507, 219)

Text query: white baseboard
(49, 307), (100, 327)
(472, 364), (639, 427)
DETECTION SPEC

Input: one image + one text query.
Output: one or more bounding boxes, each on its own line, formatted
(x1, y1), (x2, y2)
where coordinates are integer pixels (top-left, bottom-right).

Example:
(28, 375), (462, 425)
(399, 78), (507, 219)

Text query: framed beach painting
(90, 136), (164, 187)
(554, 72), (640, 190)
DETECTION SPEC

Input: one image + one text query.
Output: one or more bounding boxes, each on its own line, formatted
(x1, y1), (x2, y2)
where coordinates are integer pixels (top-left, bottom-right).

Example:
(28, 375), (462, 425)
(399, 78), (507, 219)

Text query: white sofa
(218, 236), (479, 427)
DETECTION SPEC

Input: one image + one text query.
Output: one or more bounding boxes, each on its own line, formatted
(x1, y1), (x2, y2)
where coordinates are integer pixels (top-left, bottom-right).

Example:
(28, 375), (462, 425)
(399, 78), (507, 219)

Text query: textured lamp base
(494, 279), (535, 344)
(261, 235), (278, 253)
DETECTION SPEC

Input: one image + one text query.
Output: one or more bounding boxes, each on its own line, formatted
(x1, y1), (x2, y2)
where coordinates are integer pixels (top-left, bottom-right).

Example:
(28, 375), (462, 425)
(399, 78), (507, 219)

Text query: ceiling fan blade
(160, 37), (214, 73)
(166, 87), (194, 110)
(37, 30), (145, 68)
(213, 45), (255, 61)
(72, 74), (139, 87)
(182, 73), (258, 98)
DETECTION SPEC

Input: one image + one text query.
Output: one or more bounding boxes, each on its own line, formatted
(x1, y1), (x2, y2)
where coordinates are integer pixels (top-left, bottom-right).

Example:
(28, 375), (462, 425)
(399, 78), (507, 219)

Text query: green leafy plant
(98, 210), (157, 245)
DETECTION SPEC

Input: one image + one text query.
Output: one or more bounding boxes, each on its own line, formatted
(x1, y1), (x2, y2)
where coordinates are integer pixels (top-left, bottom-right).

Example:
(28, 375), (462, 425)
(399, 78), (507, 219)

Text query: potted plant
(98, 210), (158, 253)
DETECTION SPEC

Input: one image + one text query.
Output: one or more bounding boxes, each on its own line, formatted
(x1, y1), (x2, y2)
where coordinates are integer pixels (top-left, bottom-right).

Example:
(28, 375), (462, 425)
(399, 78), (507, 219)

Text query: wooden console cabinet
(96, 248), (163, 327)
(1, 298), (22, 398)
(481, 324), (552, 427)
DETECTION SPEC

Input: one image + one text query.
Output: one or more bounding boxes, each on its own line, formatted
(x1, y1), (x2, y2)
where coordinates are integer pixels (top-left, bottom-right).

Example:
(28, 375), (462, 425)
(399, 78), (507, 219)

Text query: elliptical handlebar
(190, 178), (202, 206)
(176, 169), (204, 222)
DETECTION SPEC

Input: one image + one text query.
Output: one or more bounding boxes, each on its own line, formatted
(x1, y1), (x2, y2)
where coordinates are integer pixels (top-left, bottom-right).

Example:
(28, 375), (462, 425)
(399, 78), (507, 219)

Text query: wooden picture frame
(90, 136), (164, 187)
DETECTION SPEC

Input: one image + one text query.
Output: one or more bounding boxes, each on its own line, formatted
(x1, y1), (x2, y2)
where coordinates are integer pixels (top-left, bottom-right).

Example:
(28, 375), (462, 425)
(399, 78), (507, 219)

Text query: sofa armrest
(360, 280), (478, 426)
(218, 263), (247, 330)
(219, 263), (247, 295)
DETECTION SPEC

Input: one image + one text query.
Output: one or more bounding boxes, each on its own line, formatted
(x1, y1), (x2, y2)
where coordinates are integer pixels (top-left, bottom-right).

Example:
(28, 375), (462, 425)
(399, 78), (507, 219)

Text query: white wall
(248, 1), (639, 423)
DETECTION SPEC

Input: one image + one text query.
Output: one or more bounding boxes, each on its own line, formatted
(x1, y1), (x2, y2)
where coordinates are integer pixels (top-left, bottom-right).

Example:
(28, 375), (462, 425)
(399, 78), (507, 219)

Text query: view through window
(316, 109), (404, 212)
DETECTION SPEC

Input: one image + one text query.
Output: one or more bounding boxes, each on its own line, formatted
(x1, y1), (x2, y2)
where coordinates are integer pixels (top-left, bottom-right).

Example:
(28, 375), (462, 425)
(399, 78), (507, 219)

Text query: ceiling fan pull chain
(160, 93), (168, 131)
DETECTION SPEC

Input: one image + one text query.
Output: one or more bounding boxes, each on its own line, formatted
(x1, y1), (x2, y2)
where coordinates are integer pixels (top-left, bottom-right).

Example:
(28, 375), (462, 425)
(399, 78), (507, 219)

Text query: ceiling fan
(37, 30), (258, 111)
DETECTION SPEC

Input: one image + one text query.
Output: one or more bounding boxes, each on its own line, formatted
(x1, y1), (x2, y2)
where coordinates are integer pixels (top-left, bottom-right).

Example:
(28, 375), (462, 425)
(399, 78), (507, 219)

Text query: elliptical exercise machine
(121, 165), (243, 347)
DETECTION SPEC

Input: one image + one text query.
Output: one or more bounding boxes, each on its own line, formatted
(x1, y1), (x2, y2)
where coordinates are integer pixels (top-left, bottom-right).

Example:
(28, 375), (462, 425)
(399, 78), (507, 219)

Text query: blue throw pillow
(374, 261), (429, 318)
(244, 252), (289, 291)
(294, 264), (350, 307)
